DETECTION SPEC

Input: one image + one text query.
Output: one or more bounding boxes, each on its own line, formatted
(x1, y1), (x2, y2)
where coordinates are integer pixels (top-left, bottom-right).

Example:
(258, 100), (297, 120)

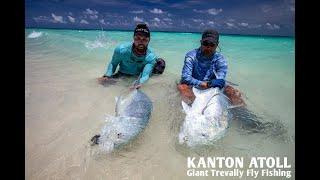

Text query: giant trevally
(91, 89), (153, 152)
(178, 87), (231, 147)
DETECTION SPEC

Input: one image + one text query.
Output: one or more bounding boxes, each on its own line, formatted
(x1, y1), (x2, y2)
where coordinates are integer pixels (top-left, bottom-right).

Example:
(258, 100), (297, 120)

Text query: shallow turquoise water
(25, 28), (295, 179)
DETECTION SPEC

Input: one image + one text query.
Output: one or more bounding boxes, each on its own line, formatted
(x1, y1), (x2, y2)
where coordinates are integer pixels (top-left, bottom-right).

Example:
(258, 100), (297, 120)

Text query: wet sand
(26, 55), (294, 179)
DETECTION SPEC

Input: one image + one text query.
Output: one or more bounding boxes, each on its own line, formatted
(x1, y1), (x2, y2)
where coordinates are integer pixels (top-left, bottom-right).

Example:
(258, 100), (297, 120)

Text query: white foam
(84, 31), (115, 50)
(27, 31), (43, 38)
(85, 39), (106, 49)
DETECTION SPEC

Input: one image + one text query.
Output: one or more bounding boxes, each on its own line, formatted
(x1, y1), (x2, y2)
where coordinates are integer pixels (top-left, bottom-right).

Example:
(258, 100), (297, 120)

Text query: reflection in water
(229, 107), (288, 141)
(231, 107), (282, 132)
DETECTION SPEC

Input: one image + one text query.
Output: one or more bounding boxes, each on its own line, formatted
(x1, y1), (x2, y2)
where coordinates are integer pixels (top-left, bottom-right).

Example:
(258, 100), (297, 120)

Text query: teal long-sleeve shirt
(104, 42), (158, 84)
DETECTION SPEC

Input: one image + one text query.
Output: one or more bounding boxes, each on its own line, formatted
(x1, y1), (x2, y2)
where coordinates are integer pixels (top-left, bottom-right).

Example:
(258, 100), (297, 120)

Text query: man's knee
(153, 58), (166, 74)
(223, 85), (246, 106)
(177, 83), (189, 91)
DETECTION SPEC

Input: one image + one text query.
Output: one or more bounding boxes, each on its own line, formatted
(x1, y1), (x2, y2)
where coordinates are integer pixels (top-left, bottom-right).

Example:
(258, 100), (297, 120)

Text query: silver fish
(92, 89), (152, 152)
(178, 87), (231, 147)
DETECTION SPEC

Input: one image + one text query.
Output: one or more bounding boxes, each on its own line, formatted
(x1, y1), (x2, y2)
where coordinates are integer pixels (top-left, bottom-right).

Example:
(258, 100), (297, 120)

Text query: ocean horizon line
(25, 27), (295, 39)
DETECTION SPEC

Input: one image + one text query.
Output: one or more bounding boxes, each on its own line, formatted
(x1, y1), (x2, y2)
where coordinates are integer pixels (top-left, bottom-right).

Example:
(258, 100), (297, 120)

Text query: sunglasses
(201, 41), (217, 47)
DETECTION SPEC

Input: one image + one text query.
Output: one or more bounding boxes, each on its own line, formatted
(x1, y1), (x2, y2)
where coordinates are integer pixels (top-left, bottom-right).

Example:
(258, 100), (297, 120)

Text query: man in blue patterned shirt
(178, 29), (244, 105)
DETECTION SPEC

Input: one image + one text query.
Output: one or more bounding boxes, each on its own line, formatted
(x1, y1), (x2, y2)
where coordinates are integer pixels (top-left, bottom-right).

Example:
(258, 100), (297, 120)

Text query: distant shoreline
(25, 27), (295, 39)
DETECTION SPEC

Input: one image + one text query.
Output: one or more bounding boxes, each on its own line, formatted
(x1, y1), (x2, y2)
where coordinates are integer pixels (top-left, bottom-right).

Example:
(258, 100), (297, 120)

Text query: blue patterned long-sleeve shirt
(104, 42), (158, 84)
(181, 48), (228, 88)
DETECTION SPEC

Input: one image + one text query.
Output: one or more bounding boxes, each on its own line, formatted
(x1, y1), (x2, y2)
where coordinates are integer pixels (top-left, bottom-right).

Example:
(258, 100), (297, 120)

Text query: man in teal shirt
(98, 23), (165, 89)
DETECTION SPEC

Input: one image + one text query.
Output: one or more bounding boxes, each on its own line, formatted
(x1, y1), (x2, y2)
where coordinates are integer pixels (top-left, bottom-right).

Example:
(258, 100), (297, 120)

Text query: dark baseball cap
(134, 23), (150, 37)
(202, 29), (219, 44)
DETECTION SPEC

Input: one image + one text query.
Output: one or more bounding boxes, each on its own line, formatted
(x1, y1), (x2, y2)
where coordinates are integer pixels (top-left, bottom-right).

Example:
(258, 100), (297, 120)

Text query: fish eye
(117, 133), (122, 138)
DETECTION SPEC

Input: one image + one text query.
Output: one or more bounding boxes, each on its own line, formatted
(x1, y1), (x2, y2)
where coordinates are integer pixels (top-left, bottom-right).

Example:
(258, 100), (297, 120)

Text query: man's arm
(104, 47), (121, 77)
(129, 61), (154, 90)
(138, 61), (155, 84)
(181, 57), (203, 88)
(214, 55), (228, 79)
(207, 55), (228, 89)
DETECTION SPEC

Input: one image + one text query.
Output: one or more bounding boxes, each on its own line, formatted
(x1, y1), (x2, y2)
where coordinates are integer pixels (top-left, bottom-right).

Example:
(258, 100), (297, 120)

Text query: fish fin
(115, 96), (119, 103)
(115, 96), (121, 116)
(181, 101), (191, 113)
(226, 80), (239, 86)
(227, 104), (245, 110)
(90, 134), (100, 146)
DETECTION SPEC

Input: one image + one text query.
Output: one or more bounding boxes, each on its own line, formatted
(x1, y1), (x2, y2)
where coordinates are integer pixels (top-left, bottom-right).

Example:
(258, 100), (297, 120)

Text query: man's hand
(129, 84), (142, 90)
(199, 81), (209, 89)
(97, 75), (117, 86)
(97, 76), (109, 84)
(208, 79), (225, 89)
(177, 84), (195, 105)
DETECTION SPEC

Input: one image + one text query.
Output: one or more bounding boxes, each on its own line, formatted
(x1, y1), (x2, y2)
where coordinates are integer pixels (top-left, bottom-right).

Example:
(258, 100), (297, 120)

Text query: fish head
(179, 113), (208, 146)
(179, 112), (229, 147)
(99, 116), (132, 152)
(99, 115), (144, 152)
